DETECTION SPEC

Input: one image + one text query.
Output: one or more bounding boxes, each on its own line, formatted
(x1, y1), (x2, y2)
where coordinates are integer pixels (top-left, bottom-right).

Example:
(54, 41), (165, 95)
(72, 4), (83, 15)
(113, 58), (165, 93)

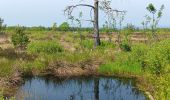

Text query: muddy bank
(43, 59), (102, 77)
(0, 59), (102, 96)
(0, 71), (23, 97)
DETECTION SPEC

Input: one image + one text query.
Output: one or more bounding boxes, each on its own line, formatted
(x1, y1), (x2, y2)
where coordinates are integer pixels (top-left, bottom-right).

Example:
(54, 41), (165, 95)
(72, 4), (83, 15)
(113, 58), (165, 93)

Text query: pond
(14, 76), (147, 100)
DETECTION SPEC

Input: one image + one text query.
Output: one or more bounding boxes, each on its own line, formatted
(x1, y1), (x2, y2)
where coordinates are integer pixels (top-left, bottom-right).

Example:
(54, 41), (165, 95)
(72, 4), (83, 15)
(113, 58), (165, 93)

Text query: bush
(58, 22), (70, 31)
(130, 44), (149, 65)
(153, 74), (170, 100)
(144, 39), (170, 75)
(11, 27), (29, 49)
(27, 41), (63, 54)
(120, 42), (131, 52)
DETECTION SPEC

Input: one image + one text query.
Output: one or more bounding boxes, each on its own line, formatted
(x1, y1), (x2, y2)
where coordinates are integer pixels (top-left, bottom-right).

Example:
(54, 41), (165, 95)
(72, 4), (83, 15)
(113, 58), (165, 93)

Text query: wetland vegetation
(0, 0), (170, 100)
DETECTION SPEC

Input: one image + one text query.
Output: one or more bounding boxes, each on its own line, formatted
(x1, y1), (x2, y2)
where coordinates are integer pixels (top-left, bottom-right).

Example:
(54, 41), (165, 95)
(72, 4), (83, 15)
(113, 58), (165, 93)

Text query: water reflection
(15, 76), (146, 100)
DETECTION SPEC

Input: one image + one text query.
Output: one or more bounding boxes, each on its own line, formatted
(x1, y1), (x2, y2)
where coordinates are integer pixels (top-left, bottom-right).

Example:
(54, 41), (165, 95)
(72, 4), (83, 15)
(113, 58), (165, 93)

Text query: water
(15, 76), (146, 100)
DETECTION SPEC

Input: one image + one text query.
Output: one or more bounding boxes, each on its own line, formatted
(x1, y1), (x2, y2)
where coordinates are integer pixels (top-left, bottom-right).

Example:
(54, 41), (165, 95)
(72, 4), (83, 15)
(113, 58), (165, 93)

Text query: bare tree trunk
(94, 78), (99, 100)
(94, 0), (101, 47)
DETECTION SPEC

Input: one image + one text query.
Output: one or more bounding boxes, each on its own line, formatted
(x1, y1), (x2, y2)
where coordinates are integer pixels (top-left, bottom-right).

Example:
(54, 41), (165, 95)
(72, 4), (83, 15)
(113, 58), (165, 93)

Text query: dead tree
(65, 0), (124, 47)
(65, 0), (100, 47)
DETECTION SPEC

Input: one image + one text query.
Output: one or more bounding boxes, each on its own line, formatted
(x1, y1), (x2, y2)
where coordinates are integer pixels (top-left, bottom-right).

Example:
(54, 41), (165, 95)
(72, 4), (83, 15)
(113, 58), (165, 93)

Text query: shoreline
(0, 60), (154, 100)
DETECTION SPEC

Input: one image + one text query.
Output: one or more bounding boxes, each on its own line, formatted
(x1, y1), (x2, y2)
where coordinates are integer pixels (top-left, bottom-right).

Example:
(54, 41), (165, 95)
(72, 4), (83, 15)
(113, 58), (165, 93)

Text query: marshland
(0, 0), (170, 100)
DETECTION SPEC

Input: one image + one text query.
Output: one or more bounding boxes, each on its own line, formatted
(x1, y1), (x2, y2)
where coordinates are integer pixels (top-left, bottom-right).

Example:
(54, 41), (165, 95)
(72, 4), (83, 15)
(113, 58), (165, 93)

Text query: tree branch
(64, 4), (95, 20)
(70, 4), (95, 9)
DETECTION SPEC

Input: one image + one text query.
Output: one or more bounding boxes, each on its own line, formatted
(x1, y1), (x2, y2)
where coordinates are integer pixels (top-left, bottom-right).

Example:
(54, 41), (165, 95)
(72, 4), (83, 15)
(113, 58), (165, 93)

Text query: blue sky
(0, 0), (170, 27)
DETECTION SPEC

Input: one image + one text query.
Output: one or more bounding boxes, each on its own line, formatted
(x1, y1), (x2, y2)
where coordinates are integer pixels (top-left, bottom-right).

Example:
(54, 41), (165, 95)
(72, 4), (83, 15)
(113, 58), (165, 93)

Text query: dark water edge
(13, 76), (147, 100)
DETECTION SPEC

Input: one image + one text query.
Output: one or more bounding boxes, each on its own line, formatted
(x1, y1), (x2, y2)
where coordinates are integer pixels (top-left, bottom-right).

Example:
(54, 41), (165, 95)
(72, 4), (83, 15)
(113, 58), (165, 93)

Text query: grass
(0, 58), (14, 78)
(99, 61), (142, 75)
(27, 41), (63, 54)
(99, 50), (143, 75)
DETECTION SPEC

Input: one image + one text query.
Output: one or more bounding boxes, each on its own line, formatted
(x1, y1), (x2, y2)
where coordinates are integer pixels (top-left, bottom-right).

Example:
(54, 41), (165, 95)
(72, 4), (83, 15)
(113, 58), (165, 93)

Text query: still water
(15, 76), (146, 100)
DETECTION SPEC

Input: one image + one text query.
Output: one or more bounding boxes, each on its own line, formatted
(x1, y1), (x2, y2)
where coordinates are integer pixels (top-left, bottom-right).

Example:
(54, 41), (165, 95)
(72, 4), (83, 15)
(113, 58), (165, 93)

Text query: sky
(0, 0), (170, 27)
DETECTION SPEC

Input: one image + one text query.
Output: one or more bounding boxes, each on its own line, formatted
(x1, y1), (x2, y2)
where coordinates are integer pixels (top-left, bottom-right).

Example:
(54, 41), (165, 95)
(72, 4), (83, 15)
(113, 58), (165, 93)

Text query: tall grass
(27, 41), (63, 54)
(80, 39), (115, 50)
(99, 51), (142, 75)
(99, 62), (142, 75)
(0, 58), (14, 77)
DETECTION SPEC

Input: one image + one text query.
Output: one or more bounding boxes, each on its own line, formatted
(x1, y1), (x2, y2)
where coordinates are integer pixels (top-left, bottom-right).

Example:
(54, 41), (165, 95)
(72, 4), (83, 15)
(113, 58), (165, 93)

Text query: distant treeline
(6, 26), (170, 33)
(6, 26), (116, 32)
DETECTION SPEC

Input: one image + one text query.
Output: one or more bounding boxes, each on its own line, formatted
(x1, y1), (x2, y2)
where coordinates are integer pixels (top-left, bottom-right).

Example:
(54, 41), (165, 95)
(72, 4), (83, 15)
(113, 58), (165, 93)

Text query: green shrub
(152, 73), (170, 100)
(120, 42), (131, 52)
(11, 27), (29, 49)
(27, 41), (63, 54)
(144, 39), (170, 75)
(130, 43), (149, 68)
(58, 22), (70, 31)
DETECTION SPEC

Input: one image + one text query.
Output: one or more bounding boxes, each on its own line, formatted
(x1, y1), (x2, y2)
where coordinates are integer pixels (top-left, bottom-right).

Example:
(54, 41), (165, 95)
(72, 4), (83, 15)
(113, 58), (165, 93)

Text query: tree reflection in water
(15, 76), (146, 100)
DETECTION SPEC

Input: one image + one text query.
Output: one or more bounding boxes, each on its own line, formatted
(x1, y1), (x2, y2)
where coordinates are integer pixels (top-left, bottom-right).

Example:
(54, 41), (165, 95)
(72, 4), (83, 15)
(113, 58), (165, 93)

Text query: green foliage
(130, 43), (149, 63)
(59, 22), (70, 31)
(120, 42), (131, 52)
(11, 27), (30, 49)
(146, 3), (157, 14)
(144, 39), (170, 75)
(27, 41), (63, 54)
(146, 3), (165, 39)
(123, 24), (135, 45)
(153, 74), (170, 100)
